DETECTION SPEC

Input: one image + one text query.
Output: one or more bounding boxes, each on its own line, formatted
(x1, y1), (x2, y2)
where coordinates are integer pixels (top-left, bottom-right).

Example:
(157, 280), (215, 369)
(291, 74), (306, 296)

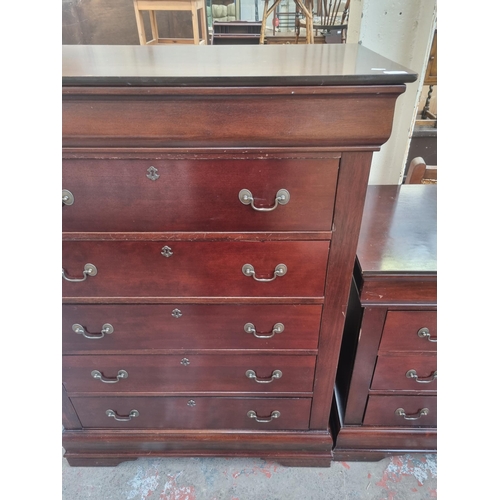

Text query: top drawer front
(62, 158), (339, 232)
(378, 311), (437, 352)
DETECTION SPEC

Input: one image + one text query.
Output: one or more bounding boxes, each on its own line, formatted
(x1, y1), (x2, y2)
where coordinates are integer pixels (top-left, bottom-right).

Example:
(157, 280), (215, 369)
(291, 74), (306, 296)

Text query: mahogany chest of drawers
(61, 44), (416, 467)
(332, 184), (437, 461)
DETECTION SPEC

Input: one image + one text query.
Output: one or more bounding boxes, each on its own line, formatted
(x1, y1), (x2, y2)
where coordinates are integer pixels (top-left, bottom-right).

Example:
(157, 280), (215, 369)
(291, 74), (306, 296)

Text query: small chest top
(357, 185), (437, 276)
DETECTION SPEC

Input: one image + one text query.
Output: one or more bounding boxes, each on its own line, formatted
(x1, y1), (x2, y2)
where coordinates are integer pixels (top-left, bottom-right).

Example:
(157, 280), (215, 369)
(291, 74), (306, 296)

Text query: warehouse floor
(62, 453), (437, 499)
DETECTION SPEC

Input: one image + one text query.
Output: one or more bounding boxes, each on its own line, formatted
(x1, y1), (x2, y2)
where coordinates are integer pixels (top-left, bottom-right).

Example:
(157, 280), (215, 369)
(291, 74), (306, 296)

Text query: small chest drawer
(62, 304), (322, 353)
(70, 396), (312, 430)
(62, 158), (339, 232)
(62, 354), (316, 394)
(62, 240), (330, 298)
(364, 395), (437, 427)
(378, 311), (437, 352)
(371, 353), (437, 391)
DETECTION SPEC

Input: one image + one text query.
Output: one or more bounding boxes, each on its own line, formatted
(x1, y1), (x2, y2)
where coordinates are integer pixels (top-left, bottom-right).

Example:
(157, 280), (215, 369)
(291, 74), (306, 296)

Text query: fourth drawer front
(62, 354), (316, 394)
(62, 240), (330, 298)
(62, 303), (322, 352)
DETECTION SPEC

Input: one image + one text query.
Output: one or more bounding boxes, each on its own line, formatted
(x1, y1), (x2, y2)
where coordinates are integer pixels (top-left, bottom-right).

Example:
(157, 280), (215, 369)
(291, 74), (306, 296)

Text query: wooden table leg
(133, 0), (147, 45)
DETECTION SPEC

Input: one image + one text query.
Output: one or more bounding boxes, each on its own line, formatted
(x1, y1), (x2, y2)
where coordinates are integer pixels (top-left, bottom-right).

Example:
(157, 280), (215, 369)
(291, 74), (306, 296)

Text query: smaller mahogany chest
(332, 184), (437, 461)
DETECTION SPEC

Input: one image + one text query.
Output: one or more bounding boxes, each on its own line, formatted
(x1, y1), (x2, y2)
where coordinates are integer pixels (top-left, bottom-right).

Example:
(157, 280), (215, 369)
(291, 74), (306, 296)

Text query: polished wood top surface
(356, 185), (437, 275)
(62, 44), (417, 87)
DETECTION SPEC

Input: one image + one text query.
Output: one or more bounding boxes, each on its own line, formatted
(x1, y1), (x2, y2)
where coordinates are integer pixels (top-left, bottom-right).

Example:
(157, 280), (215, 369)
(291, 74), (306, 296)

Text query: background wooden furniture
(332, 184), (437, 461)
(405, 157), (437, 184)
(62, 44), (416, 467)
(133, 0), (208, 44)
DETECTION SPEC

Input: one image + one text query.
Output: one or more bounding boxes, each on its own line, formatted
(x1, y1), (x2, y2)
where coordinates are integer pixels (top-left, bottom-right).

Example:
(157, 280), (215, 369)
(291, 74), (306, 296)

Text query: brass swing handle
(91, 369), (128, 384)
(395, 407), (429, 421)
(247, 410), (280, 423)
(244, 322), (284, 339)
(62, 263), (97, 282)
(106, 409), (139, 421)
(246, 369), (282, 383)
(417, 327), (437, 343)
(406, 369), (437, 383)
(242, 263), (287, 282)
(73, 323), (114, 339)
(239, 188), (290, 212)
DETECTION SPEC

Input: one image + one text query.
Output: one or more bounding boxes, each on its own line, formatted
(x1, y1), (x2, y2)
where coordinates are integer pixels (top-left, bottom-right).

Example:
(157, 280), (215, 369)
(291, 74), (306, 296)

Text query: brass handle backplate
(395, 407), (429, 421)
(244, 322), (284, 339)
(106, 409), (139, 421)
(246, 369), (282, 383)
(62, 189), (74, 206)
(239, 188), (290, 212)
(242, 263), (287, 282)
(247, 410), (280, 423)
(73, 323), (113, 339)
(406, 369), (437, 384)
(417, 327), (437, 343)
(91, 369), (128, 383)
(62, 263), (97, 282)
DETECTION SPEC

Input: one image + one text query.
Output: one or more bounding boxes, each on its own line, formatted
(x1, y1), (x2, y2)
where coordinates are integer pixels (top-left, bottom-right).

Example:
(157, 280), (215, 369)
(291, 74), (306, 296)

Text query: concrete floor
(62, 453), (437, 499)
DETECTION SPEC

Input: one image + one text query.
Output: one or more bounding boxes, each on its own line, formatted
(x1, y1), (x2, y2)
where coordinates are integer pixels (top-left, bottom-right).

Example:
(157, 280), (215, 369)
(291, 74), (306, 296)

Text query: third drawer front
(62, 354), (316, 394)
(62, 304), (322, 352)
(62, 240), (330, 298)
(371, 354), (437, 392)
(364, 395), (437, 427)
(70, 396), (312, 430)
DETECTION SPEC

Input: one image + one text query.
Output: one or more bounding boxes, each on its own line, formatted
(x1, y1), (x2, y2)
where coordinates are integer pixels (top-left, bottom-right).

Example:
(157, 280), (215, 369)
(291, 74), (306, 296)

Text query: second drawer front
(378, 311), (437, 352)
(62, 158), (339, 232)
(62, 304), (322, 352)
(62, 240), (330, 298)
(364, 395), (437, 427)
(70, 396), (312, 430)
(62, 354), (316, 394)
(371, 354), (437, 392)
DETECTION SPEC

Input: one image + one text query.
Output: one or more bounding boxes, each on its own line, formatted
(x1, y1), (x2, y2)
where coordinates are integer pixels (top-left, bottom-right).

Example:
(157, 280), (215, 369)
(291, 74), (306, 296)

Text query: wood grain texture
(309, 152), (373, 429)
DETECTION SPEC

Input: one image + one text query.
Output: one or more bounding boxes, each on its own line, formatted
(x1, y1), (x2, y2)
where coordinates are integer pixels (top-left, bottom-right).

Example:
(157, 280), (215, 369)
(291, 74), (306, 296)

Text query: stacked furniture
(333, 184), (437, 460)
(61, 44), (416, 467)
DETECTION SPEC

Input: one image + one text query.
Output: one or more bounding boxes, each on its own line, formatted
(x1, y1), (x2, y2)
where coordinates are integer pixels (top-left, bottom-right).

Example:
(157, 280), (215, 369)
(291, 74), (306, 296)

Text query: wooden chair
(296, 0), (349, 43)
(405, 157), (437, 184)
(133, 0), (208, 45)
(259, 0), (315, 44)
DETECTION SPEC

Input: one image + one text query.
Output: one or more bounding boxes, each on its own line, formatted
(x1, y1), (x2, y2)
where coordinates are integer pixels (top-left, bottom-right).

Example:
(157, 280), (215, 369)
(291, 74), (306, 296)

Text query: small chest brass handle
(242, 263), (287, 282)
(239, 188), (290, 212)
(395, 407), (429, 421)
(62, 263), (97, 282)
(247, 410), (280, 423)
(91, 369), (128, 383)
(246, 369), (282, 383)
(73, 323), (113, 339)
(406, 369), (437, 383)
(417, 327), (437, 343)
(244, 322), (284, 339)
(106, 409), (139, 421)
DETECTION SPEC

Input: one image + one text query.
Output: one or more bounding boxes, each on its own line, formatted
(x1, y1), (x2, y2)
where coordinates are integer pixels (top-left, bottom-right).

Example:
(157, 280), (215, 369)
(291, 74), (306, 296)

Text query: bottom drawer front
(70, 396), (312, 430)
(364, 395), (437, 427)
